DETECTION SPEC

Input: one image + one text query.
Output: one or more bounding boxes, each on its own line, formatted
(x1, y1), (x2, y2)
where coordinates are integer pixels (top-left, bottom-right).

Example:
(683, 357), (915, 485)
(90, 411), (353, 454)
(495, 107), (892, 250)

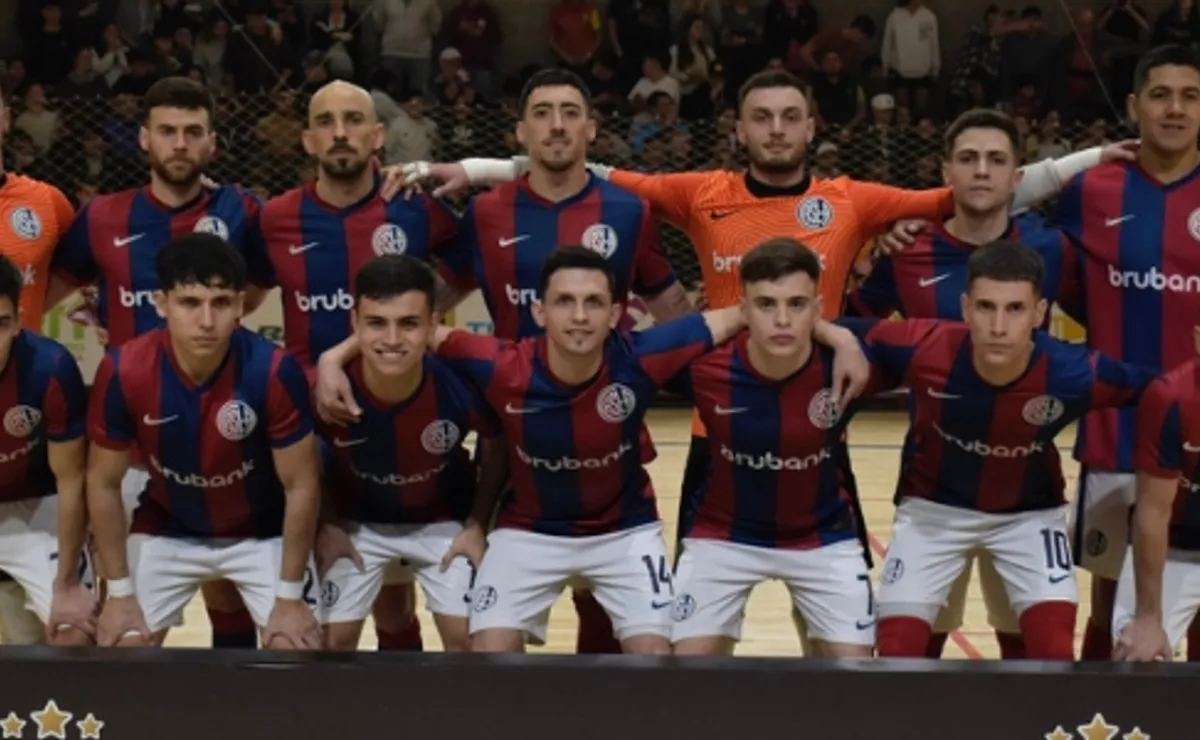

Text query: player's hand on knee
(315, 361), (360, 426)
(315, 522), (364, 578)
(1099, 139), (1139, 163)
(1113, 616), (1172, 662)
(48, 580), (98, 641)
(441, 521), (486, 571)
(96, 596), (151, 647)
(399, 161), (471, 198)
(263, 598), (323, 651)
(875, 220), (926, 255)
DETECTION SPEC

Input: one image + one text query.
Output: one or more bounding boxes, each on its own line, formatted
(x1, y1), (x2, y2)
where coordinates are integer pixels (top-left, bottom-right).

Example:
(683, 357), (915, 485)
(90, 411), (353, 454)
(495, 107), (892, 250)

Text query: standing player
(857, 240), (1152, 659)
(0, 255), (93, 646)
(670, 238), (884, 657)
(318, 69), (693, 655)
(1113, 333), (1200, 661)
(319, 255), (503, 652)
(249, 80), (460, 652)
(87, 234), (322, 649)
(1049, 44), (1200, 661)
(847, 108), (1079, 660)
(48, 77), (271, 650)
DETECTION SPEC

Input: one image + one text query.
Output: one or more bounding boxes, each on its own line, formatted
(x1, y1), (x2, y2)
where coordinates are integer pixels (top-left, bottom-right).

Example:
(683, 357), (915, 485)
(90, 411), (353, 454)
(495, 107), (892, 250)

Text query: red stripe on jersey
(569, 367), (626, 530)
(556, 188), (602, 259)
(977, 359), (1048, 512)
(692, 363), (736, 541)
(478, 188), (519, 338)
(94, 190), (140, 346)
(775, 353), (825, 549)
(132, 343), (169, 534)
(277, 189), (311, 365)
(395, 373), (441, 512)
(199, 358), (253, 537)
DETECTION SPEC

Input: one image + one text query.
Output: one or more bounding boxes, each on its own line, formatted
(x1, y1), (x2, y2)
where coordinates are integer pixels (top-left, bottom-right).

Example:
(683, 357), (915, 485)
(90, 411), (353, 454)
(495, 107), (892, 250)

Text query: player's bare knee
(810, 640), (873, 659)
(48, 626), (93, 647)
(433, 615), (470, 652)
(620, 634), (671, 655)
(323, 622), (365, 651)
(673, 637), (734, 656)
(470, 628), (524, 653)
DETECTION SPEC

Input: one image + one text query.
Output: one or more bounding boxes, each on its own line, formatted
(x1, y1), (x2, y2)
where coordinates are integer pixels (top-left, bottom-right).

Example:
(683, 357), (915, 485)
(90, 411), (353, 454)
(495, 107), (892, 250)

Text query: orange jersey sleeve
(607, 169), (715, 230)
(0, 176), (74, 330)
(845, 181), (954, 239)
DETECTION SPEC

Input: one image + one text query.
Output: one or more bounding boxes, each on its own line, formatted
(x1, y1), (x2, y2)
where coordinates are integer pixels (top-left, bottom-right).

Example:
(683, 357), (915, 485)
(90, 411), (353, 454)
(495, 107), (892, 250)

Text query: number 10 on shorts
(1040, 528), (1073, 583)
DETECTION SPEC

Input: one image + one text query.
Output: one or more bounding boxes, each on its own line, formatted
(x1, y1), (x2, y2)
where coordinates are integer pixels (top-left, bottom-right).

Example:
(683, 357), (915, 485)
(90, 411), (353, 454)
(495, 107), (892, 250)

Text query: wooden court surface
(164, 408), (1092, 658)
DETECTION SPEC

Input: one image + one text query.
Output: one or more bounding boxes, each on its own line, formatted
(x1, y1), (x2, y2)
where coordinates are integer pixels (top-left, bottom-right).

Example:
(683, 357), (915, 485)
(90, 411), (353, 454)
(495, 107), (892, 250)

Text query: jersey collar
(141, 184), (207, 213)
(304, 176), (382, 214)
(516, 172), (598, 209)
(743, 171), (812, 199)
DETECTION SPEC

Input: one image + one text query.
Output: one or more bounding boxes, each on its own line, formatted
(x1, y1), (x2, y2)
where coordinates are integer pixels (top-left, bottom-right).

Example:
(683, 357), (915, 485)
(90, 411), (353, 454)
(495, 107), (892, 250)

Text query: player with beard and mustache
(247, 80), (460, 652)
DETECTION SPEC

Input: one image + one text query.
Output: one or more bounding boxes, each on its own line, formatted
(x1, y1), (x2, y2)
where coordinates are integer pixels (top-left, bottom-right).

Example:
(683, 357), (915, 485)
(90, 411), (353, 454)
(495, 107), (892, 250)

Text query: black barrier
(0, 649), (1195, 739)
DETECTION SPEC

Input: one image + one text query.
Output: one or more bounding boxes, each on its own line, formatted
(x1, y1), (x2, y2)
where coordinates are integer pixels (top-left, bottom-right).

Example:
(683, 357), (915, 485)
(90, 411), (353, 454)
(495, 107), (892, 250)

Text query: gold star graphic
(1123, 729), (1150, 740)
(0, 711), (25, 738)
(29, 701), (71, 740)
(1078, 713), (1121, 740)
(1045, 727), (1073, 740)
(75, 713), (103, 739)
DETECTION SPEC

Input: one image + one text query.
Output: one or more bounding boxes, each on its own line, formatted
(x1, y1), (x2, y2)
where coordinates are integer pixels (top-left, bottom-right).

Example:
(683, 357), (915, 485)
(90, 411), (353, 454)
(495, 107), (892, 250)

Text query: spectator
(799, 15), (876, 79)
(385, 92), (438, 165)
(151, 25), (187, 78)
(1008, 74), (1042, 121)
(628, 53), (680, 112)
(298, 51), (333, 96)
(14, 85), (59, 155)
(1099, 1), (1149, 100)
(367, 68), (403, 126)
(441, 97), (483, 161)
(192, 17), (229, 95)
(374, 0), (442, 97)
(947, 5), (1010, 111)
(441, 0), (503, 99)
(811, 141), (842, 178)
(254, 90), (303, 159)
(1153, 0), (1200, 46)
(718, 0), (764, 102)
(764, 0), (820, 75)
(225, 4), (297, 94)
(153, 0), (193, 37)
(432, 47), (472, 106)
(549, 0), (602, 75)
(1, 59), (30, 100)
(311, 0), (361, 79)
(1049, 8), (1115, 124)
(669, 14), (718, 119)
(882, 0), (939, 119)
(581, 53), (623, 107)
(27, 2), (78, 86)
(607, 0), (671, 84)
(113, 0), (157, 43)
(631, 90), (683, 153)
(268, 0), (306, 48)
(1000, 6), (1055, 98)
(56, 47), (109, 99)
(809, 50), (865, 129)
(104, 91), (141, 157)
(65, 128), (115, 192)
(1032, 109), (1071, 161)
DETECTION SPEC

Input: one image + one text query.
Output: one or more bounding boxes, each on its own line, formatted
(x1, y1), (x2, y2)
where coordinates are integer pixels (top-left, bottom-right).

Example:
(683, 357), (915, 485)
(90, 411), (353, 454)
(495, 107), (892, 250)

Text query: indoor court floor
(163, 408), (1094, 659)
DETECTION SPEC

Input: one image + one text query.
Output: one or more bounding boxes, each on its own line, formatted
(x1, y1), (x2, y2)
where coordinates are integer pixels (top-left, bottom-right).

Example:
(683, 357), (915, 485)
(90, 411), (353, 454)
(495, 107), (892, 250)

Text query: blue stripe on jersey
(614, 361), (651, 529)
(597, 181), (638, 299)
(128, 193), (174, 337)
(513, 192), (561, 339)
(524, 359), (581, 536)
(299, 195), (352, 362)
(431, 372), (470, 519)
(726, 352), (782, 547)
(937, 343), (993, 506)
(929, 234), (964, 316)
(155, 355), (210, 537)
(16, 338), (54, 497)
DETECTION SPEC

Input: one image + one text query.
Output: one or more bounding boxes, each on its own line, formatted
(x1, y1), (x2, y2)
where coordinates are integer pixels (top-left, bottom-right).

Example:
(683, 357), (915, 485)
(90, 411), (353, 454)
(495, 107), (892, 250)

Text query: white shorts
(127, 535), (319, 633)
(1070, 470), (1135, 580)
(878, 499), (1077, 623)
(0, 495), (95, 624)
(121, 467), (150, 526)
(0, 580), (43, 644)
(671, 538), (874, 646)
(468, 523), (671, 645)
(933, 550), (1021, 634)
(323, 520), (473, 624)
(1112, 547), (1200, 652)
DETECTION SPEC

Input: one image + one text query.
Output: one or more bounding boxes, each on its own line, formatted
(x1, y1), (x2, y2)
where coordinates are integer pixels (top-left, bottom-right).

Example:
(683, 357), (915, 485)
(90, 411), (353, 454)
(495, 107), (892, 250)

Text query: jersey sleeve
(436, 198), (479, 292)
(845, 254), (900, 318)
(238, 189), (276, 288)
(437, 331), (506, 393)
(1087, 352), (1156, 410)
(845, 317), (940, 380)
(466, 384), (501, 439)
(607, 169), (713, 230)
(1134, 377), (1184, 478)
(1054, 172), (1085, 245)
(846, 181), (955, 238)
(41, 349), (87, 442)
(422, 194), (461, 258)
(266, 351), (315, 448)
(631, 313), (714, 386)
(631, 199), (677, 298)
(87, 350), (134, 450)
(51, 202), (98, 286)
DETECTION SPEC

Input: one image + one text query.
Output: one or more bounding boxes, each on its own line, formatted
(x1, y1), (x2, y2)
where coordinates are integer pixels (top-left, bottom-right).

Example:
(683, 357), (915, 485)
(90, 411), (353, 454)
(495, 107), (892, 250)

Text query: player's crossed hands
(1113, 616), (1172, 662)
(96, 595), (153, 647)
(48, 579), (99, 641)
(263, 596), (323, 650)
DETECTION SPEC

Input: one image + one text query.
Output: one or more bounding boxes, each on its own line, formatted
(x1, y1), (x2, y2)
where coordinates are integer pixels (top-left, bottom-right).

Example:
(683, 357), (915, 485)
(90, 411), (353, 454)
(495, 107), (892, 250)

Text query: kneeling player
(87, 234), (323, 649)
(860, 240), (1154, 660)
(1113, 348), (1200, 661)
(670, 238), (880, 657)
(319, 255), (502, 651)
(0, 256), (95, 645)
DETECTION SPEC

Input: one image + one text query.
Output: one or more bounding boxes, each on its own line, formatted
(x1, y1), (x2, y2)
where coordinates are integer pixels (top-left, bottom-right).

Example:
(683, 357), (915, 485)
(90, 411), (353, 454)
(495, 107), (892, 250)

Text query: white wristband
(107, 577), (134, 598)
(276, 580), (304, 600)
(460, 157), (519, 184)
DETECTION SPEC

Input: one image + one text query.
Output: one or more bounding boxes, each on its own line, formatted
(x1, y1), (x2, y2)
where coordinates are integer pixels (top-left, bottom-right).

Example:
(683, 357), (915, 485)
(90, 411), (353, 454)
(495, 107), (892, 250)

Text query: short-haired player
(87, 234), (322, 648)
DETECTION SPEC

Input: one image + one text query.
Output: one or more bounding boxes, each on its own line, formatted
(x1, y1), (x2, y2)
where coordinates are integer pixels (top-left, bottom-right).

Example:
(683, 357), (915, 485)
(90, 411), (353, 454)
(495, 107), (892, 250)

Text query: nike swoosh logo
(855, 619), (876, 630)
(1048, 574), (1072, 584)
(709, 211), (734, 220)
(505, 403), (538, 415)
(1184, 442), (1200, 453)
(1105, 215), (1134, 227)
(142, 415), (177, 426)
(926, 388), (960, 399)
(918, 274), (950, 288)
(334, 438), (367, 448)
(289, 242), (319, 255)
(713, 406), (747, 415)
(499, 235), (529, 248)
(114, 234), (144, 247)
(651, 600), (673, 609)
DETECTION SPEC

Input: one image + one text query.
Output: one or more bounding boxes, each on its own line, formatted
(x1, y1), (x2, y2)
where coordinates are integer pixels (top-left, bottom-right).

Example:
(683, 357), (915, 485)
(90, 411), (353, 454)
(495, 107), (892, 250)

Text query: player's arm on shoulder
(631, 200), (691, 320)
(1011, 143), (1135, 213)
(845, 253), (900, 318)
(432, 326), (506, 390)
(843, 316), (938, 381)
(1087, 351), (1157, 409)
(44, 350), (89, 585)
(845, 180), (954, 238)
(434, 199), (480, 310)
(85, 353), (134, 581)
(47, 203), (100, 309)
(811, 319), (875, 404)
(601, 169), (711, 230)
(631, 311), (725, 387)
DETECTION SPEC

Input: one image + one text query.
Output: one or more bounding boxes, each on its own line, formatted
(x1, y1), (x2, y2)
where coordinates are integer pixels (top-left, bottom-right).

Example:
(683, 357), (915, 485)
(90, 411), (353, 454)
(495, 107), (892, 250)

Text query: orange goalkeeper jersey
(609, 170), (955, 315)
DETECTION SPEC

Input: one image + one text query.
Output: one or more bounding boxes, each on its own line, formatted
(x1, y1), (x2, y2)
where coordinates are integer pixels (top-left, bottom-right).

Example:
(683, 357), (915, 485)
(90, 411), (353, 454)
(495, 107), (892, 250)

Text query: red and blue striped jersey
(317, 354), (498, 525)
(88, 327), (313, 539)
(847, 214), (1076, 320)
(0, 331), (86, 502)
(858, 319), (1153, 513)
(248, 181), (458, 367)
(436, 175), (677, 340)
(51, 185), (267, 347)
(1134, 358), (1200, 551)
(674, 332), (893, 549)
(436, 313), (713, 535)
(1057, 161), (1200, 472)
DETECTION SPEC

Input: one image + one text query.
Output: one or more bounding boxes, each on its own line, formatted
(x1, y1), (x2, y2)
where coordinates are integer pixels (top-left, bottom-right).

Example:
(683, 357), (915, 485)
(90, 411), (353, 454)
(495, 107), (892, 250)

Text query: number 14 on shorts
(643, 554), (674, 608)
